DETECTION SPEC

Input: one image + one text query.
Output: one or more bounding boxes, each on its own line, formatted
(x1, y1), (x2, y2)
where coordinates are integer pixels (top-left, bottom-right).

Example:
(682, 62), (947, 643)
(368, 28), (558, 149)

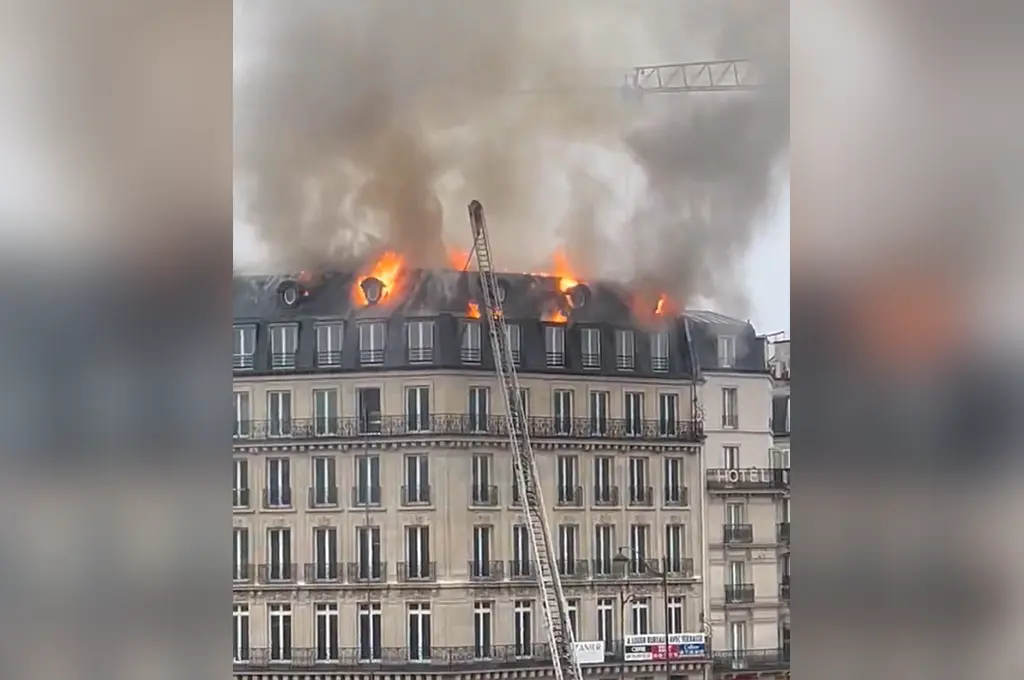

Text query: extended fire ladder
(467, 200), (582, 680)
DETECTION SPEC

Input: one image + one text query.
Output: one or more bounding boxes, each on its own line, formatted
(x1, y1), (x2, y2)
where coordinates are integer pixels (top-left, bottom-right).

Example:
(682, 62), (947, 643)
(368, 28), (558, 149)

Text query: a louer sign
(624, 633), (707, 661)
(572, 640), (606, 665)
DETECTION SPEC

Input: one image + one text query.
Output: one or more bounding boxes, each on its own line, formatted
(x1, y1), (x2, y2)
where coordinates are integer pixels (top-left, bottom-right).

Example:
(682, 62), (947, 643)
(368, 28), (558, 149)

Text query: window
(651, 331), (669, 372)
(597, 598), (615, 646)
(556, 455), (579, 505)
(581, 327), (601, 368)
(594, 524), (614, 576)
(512, 524), (531, 577)
(232, 527), (249, 581)
(566, 598), (579, 638)
(589, 390), (609, 435)
(724, 446), (740, 469)
(354, 454), (381, 506)
(312, 526), (339, 581)
(461, 321), (482, 363)
(407, 320), (434, 363)
(558, 524), (579, 576)
(726, 502), (745, 525)
(514, 600), (533, 656)
(511, 458), (522, 506)
(517, 387), (530, 416)
(313, 389), (339, 436)
(506, 324), (522, 365)
(624, 391), (644, 436)
(771, 447), (790, 469)
(404, 525), (432, 580)
(408, 603), (432, 660)
(314, 603), (340, 661)
(545, 325), (565, 367)
(729, 621), (746, 653)
(594, 455), (615, 505)
(630, 597), (650, 635)
(358, 321), (385, 365)
(629, 524), (649, 574)
(355, 525), (382, 580)
(772, 395), (790, 435)
(474, 601), (493, 658)
(268, 604), (292, 661)
(357, 387), (382, 434)
(658, 393), (678, 436)
(315, 321), (343, 367)
(468, 386), (490, 432)
(311, 455), (338, 506)
(269, 324), (298, 369)
(232, 604), (250, 661)
(358, 603), (382, 661)
(628, 456), (650, 505)
(718, 335), (736, 368)
(553, 389), (573, 435)
(667, 597), (685, 635)
(267, 390), (292, 437)
(781, 497), (791, 523)
(405, 386), (430, 433)
(472, 525), (493, 578)
(664, 457), (685, 505)
(233, 458), (249, 508)
(233, 391), (251, 438)
(722, 387), (738, 428)
(471, 453), (495, 505)
(266, 527), (292, 581)
(616, 329), (635, 370)
(265, 457), (291, 508)
(233, 325), (256, 369)
(728, 560), (745, 585)
(665, 524), (686, 573)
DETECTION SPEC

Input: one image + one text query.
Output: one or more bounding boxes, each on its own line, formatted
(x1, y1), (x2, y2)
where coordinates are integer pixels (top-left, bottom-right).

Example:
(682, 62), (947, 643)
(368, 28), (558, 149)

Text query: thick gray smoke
(234, 0), (788, 314)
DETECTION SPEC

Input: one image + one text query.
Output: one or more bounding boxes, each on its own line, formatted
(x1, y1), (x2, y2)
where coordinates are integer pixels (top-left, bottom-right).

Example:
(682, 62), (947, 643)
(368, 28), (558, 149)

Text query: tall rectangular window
(630, 597), (650, 635)
(312, 526), (339, 581)
(269, 324), (298, 369)
(718, 335), (736, 368)
(232, 458), (249, 508)
(506, 324), (522, 365)
(310, 455), (338, 506)
(545, 325), (565, 367)
(726, 502), (746, 525)
(593, 524), (614, 576)
(514, 600), (533, 656)
(468, 387), (490, 432)
(403, 454), (430, 504)
(354, 454), (381, 506)
(233, 391), (251, 437)
(266, 527), (292, 581)
(665, 524), (686, 573)
(616, 329), (635, 370)
(314, 321), (343, 367)
(358, 321), (385, 365)
(581, 327), (601, 369)
(473, 601), (493, 658)
(589, 390), (609, 435)
(471, 525), (493, 578)
(268, 604), (292, 661)
(232, 604), (250, 661)
(405, 387), (430, 433)
(729, 621), (747, 653)
(265, 457), (291, 508)
(404, 525), (432, 580)
(358, 603), (382, 661)
(557, 524), (579, 576)
(357, 386), (382, 434)
(512, 524), (531, 577)
(594, 455), (615, 505)
(664, 457), (685, 505)
(624, 391), (644, 436)
(566, 598), (579, 638)
(461, 321), (482, 363)
(556, 455), (579, 505)
(722, 387), (738, 428)
(233, 325), (256, 369)
(728, 560), (745, 585)
(553, 389), (573, 435)
(355, 525), (382, 581)
(650, 331), (669, 372)
(724, 446), (741, 469)
(597, 598), (615, 647)
(267, 390), (292, 437)
(314, 603), (340, 661)
(407, 320), (434, 363)
(658, 392), (678, 436)
(629, 524), (649, 574)
(232, 527), (249, 581)
(628, 456), (650, 506)
(471, 453), (495, 505)
(313, 388), (339, 436)
(407, 603), (432, 660)
(667, 597), (685, 635)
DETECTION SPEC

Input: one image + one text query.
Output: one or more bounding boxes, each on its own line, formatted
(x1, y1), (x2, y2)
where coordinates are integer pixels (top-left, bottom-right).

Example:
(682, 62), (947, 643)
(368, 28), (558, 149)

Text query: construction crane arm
(624, 58), (756, 94)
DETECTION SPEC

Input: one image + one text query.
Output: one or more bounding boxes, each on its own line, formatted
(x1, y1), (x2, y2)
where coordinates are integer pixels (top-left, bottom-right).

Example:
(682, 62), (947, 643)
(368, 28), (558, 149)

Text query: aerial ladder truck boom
(466, 200), (582, 680)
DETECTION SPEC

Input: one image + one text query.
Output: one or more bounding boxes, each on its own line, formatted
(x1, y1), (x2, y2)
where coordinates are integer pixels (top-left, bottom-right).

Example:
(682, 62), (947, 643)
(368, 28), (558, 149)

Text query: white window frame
(513, 600), (533, 657)
(512, 524), (530, 576)
(311, 455), (337, 506)
(664, 457), (684, 505)
(545, 325), (566, 367)
(407, 602), (432, 661)
(473, 601), (493, 658)
(268, 603), (292, 661)
(629, 523), (649, 573)
(558, 523), (578, 575)
(658, 392), (678, 436)
(667, 596), (686, 635)
(650, 331), (669, 372)
(313, 388), (339, 436)
(556, 454), (578, 504)
(407, 320), (435, 363)
(665, 524), (686, 573)
(269, 324), (298, 369)
(314, 321), (344, 367)
(718, 335), (736, 368)
(589, 390), (609, 434)
(630, 597), (650, 635)
(232, 458), (248, 507)
(358, 602), (382, 661)
(405, 386), (430, 433)
(314, 603), (340, 661)
(728, 560), (745, 585)
(404, 525), (431, 579)
(566, 598), (579, 638)
(356, 525), (382, 580)
(267, 527), (292, 581)
(553, 389), (574, 434)
(355, 454), (381, 506)
(506, 324), (522, 365)
(233, 603), (250, 661)
(468, 386), (490, 432)
(597, 597), (615, 644)
(232, 527), (248, 581)
(472, 525), (492, 576)
(358, 321), (385, 365)
(624, 391), (644, 436)
(233, 391), (250, 438)
(726, 502), (746, 525)
(722, 387), (738, 428)
(594, 455), (614, 503)
(616, 329), (636, 370)
(266, 457), (290, 507)
(724, 445), (741, 469)
(312, 526), (338, 580)
(267, 390), (292, 437)
(581, 327), (601, 369)
(628, 456), (649, 505)
(461, 321), (482, 363)
(594, 524), (614, 575)
(729, 621), (746, 653)
(233, 325), (256, 369)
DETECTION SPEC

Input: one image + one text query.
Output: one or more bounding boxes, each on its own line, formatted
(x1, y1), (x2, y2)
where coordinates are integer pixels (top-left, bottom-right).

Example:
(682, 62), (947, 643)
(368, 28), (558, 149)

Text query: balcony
(257, 563), (298, 584)
(593, 485), (620, 506)
(397, 561), (437, 582)
(235, 643), (559, 671)
(723, 523), (754, 544)
(468, 560), (504, 581)
(347, 562), (386, 583)
(663, 485), (688, 506)
(628, 486), (654, 507)
(590, 558), (621, 579)
(352, 485), (382, 507)
(557, 559), (590, 580)
(777, 521), (791, 544)
(303, 562), (343, 583)
(233, 414), (703, 444)
(232, 564), (255, 584)
(556, 485), (583, 507)
(628, 558), (661, 577)
(712, 648), (789, 673)
(706, 467), (790, 492)
(662, 557), (695, 578)
(262, 488), (292, 510)
(724, 584), (755, 604)
(401, 485), (432, 506)
(470, 485), (499, 506)
(233, 487), (250, 509)
(508, 560), (534, 580)
(308, 486), (339, 508)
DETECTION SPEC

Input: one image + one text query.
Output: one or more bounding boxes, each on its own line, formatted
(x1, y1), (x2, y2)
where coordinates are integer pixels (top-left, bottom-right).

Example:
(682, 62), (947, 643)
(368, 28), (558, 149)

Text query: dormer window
(358, 321), (385, 365)
(581, 328), (600, 369)
(315, 321), (344, 367)
(461, 321), (482, 364)
(544, 325), (565, 367)
(651, 332), (669, 372)
(407, 320), (435, 363)
(506, 324), (522, 365)
(615, 330), (635, 370)
(718, 335), (736, 368)
(233, 325), (256, 370)
(269, 324), (298, 369)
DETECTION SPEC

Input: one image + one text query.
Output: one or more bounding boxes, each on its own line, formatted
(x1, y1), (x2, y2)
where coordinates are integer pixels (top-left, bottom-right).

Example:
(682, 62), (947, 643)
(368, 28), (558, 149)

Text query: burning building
(231, 253), (790, 678)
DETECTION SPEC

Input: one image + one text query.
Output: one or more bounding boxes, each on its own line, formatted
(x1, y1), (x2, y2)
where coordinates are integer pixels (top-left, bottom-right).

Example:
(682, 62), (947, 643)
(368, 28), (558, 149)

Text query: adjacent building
(232, 268), (791, 680)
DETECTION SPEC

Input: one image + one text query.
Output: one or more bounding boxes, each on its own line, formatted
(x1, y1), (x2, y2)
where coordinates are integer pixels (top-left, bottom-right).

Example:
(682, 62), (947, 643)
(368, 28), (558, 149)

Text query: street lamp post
(616, 547), (670, 680)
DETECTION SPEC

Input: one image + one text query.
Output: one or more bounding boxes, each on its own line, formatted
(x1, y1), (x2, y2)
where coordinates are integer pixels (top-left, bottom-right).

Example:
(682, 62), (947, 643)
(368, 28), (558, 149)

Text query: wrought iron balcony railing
(468, 560), (504, 581)
(303, 562), (344, 583)
(401, 485), (432, 506)
(777, 521), (791, 543)
(723, 523), (754, 544)
(663, 485), (688, 506)
(346, 561), (386, 583)
(262, 488), (292, 510)
(508, 560), (535, 579)
(724, 583), (755, 604)
(351, 485), (382, 507)
(232, 487), (250, 509)
(233, 414), (703, 443)
(556, 485), (583, 507)
(308, 486), (339, 508)
(593, 485), (619, 506)
(257, 563), (298, 584)
(712, 648), (790, 672)
(628, 486), (654, 507)
(556, 559), (590, 579)
(470, 485), (499, 506)
(397, 562), (437, 582)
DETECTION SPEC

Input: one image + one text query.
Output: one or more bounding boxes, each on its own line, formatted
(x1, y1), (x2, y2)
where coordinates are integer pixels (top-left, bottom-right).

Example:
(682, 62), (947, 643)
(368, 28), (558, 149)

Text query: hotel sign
(706, 467), (790, 490)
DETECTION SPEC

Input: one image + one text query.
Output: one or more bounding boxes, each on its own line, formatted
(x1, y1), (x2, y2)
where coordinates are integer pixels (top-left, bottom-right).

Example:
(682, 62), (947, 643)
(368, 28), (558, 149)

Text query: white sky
(743, 180), (790, 334)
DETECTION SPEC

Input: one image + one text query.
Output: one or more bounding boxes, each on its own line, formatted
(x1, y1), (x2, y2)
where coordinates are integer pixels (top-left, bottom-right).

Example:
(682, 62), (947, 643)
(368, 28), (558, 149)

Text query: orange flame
(447, 248), (472, 270)
(467, 302), (481, 318)
(551, 248), (579, 294)
(543, 309), (568, 324)
(352, 251), (406, 306)
(655, 294), (667, 316)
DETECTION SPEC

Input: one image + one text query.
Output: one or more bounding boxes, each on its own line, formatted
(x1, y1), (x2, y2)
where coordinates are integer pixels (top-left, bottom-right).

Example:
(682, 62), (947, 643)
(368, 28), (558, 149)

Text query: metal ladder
(467, 200), (582, 680)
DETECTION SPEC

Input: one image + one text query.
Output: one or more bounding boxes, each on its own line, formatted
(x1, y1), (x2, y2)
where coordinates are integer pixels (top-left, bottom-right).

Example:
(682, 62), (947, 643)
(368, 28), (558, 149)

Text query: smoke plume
(234, 0), (789, 314)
